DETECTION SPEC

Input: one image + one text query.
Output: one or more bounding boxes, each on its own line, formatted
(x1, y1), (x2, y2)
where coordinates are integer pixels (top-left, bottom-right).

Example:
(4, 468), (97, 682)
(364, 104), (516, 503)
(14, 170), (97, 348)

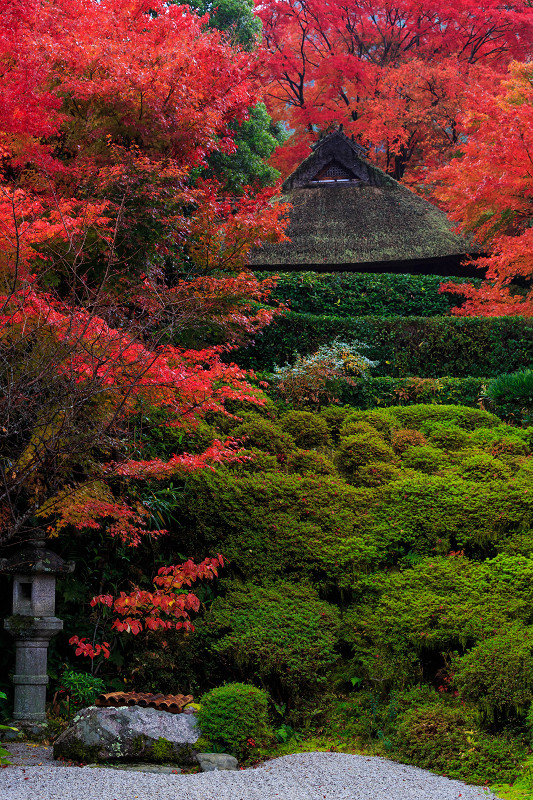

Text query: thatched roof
(251, 130), (476, 275)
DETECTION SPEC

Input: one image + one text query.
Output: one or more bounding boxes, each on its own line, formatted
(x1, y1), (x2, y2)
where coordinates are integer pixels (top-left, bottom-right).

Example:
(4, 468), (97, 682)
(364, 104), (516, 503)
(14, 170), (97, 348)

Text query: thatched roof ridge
(251, 130), (475, 271)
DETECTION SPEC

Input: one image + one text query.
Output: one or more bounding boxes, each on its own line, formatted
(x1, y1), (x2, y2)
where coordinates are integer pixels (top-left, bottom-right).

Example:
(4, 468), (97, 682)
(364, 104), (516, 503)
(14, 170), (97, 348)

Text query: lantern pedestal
(5, 616), (64, 725)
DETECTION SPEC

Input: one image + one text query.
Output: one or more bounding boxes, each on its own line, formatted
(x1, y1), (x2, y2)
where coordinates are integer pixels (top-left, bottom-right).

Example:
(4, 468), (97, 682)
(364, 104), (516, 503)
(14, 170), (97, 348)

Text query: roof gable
(283, 129), (394, 191)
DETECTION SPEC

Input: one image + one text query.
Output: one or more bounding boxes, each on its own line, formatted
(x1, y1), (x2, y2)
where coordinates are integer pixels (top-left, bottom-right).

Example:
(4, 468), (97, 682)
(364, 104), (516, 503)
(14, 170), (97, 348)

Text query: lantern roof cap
(0, 536), (74, 575)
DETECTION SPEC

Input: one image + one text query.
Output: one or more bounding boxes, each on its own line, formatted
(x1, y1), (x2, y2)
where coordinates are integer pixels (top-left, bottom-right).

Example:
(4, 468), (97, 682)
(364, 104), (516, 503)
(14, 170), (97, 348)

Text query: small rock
(197, 752), (238, 772)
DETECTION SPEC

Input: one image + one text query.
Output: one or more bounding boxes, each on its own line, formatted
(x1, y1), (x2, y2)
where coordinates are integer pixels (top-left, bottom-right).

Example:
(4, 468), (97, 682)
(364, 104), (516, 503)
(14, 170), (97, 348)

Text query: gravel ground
(0, 746), (503, 800)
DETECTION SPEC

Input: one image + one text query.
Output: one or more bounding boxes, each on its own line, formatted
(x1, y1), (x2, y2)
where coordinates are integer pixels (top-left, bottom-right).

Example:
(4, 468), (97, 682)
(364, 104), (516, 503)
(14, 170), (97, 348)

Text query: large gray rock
(53, 706), (199, 765)
(197, 752), (239, 772)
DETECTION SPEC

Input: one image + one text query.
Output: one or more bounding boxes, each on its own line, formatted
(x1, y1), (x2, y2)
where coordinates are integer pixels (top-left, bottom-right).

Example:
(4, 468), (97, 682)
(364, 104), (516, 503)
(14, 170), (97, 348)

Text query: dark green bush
(203, 583), (341, 721)
(279, 410), (330, 447)
(394, 701), (526, 784)
(232, 414), (296, 455)
(336, 434), (396, 476)
(335, 375), (486, 410)
(401, 445), (446, 474)
(453, 626), (533, 720)
(286, 450), (336, 475)
(197, 682), (273, 759)
(233, 313), (533, 377)
(487, 370), (533, 404)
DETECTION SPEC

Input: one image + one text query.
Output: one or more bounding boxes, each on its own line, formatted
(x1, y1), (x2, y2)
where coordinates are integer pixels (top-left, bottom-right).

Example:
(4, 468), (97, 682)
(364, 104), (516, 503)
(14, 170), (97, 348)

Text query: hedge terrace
(233, 313), (533, 377)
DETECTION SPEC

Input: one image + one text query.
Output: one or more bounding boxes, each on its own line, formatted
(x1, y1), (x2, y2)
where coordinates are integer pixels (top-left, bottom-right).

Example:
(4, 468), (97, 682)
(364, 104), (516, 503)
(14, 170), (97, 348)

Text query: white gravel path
(0, 750), (503, 800)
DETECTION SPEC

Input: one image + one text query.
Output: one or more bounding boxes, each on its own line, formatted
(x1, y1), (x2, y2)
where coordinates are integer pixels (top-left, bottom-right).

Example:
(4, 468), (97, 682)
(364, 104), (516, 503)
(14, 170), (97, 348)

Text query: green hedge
(287, 375), (485, 409)
(234, 313), (533, 377)
(256, 272), (479, 318)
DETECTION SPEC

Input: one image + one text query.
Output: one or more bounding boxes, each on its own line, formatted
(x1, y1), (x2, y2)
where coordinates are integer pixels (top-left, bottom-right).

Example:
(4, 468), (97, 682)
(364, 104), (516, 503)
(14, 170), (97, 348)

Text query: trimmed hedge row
(256, 271), (480, 318)
(234, 313), (533, 377)
(331, 375), (486, 409)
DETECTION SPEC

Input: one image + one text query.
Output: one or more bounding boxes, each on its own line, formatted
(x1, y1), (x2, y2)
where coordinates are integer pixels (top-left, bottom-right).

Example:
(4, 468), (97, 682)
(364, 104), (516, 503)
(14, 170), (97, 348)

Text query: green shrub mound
(401, 445), (446, 473)
(232, 414), (295, 454)
(391, 428), (428, 453)
(454, 452), (510, 481)
(453, 626), (533, 720)
(355, 461), (403, 487)
(279, 410), (330, 447)
(197, 683), (273, 760)
(286, 450), (336, 475)
(395, 701), (526, 785)
(335, 434), (395, 476)
(203, 583), (340, 722)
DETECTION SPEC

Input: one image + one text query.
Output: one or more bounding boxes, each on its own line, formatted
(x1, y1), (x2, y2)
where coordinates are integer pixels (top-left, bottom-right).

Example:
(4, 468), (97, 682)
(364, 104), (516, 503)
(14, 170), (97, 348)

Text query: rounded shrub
(343, 409), (400, 438)
(197, 683), (273, 760)
(232, 415), (296, 455)
(356, 461), (402, 487)
(395, 701), (525, 784)
(286, 450), (336, 475)
(400, 445), (446, 474)
(279, 410), (330, 447)
(453, 626), (533, 720)
(424, 422), (472, 451)
(455, 452), (510, 481)
(336, 434), (395, 475)
(339, 419), (378, 438)
(391, 428), (428, 454)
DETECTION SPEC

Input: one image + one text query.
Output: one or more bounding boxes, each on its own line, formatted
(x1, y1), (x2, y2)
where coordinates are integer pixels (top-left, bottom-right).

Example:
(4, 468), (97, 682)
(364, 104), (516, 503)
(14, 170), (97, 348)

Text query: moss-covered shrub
(339, 419), (378, 438)
(232, 415), (296, 455)
(336, 434), (395, 476)
(286, 450), (336, 475)
(453, 626), (533, 720)
(355, 461), (403, 487)
(279, 410), (330, 447)
(203, 583), (341, 721)
(423, 422), (473, 451)
(394, 701), (526, 784)
(454, 452), (510, 481)
(391, 429), (428, 454)
(197, 683), (273, 759)
(401, 445), (446, 474)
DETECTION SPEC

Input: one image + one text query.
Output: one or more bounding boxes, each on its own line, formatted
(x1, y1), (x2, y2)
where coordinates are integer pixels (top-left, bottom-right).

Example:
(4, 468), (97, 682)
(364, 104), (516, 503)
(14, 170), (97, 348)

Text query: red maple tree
(0, 0), (287, 643)
(255, 0), (533, 179)
(434, 61), (533, 316)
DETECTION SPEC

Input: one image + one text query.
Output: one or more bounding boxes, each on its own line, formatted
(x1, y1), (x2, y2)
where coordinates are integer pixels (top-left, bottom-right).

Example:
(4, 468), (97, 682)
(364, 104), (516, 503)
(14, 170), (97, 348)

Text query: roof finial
(339, 123), (344, 132)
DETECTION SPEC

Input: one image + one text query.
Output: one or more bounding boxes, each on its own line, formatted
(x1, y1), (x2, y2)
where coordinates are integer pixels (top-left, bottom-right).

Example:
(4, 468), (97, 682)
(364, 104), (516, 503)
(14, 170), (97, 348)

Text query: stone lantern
(0, 535), (74, 733)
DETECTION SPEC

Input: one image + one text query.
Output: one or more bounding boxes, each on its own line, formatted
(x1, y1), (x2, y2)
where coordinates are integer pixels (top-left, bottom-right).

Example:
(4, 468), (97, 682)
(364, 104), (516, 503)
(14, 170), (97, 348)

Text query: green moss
(150, 736), (175, 763)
